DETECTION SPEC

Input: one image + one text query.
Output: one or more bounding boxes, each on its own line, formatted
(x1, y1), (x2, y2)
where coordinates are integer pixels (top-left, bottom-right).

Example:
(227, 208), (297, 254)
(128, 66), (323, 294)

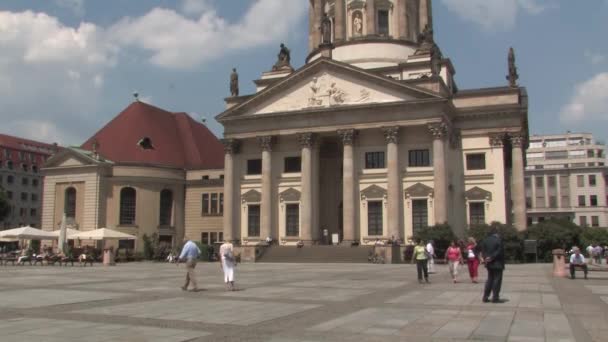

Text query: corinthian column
(510, 133), (527, 231)
(338, 129), (356, 243)
(313, 0), (323, 49)
(258, 136), (274, 241)
(383, 126), (402, 240)
(429, 122), (448, 224)
(298, 133), (315, 243)
(335, 0), (346, 42)
(397, 0), (408, 39)
(221, 139), (239, 242)
(366, 0), (376, 35)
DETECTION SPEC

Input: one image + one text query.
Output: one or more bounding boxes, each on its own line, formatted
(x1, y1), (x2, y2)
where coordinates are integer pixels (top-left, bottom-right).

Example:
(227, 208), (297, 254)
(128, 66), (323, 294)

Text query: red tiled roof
(0, 133), (58, 154)
(81, 102), (224, 170)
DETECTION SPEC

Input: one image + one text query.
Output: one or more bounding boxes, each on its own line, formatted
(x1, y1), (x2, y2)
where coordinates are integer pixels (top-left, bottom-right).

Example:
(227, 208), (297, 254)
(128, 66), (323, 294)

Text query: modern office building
(0, 134), (58, 229)
(525, 133), (608, 227)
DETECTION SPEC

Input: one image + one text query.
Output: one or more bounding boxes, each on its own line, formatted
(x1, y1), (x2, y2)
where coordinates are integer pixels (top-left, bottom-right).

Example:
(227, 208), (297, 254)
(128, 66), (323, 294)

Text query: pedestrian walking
(412, 239), (429, 284)
(219, 240), (237, 291)
(480, 228), (506, 303)
(426, 240), (436, 273)
(466, 237), (481, 283)
(445, 240), (463, 283)
(178, 238), (201, 292)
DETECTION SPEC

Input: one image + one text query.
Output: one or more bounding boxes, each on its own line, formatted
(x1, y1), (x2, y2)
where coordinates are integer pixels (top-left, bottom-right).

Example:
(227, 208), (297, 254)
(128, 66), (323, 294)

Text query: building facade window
(119, 187), (136, 225)
(578, 195), (586, 207)
(65, 187), (76, 219)
(202, 194), (209, 215)
(284, 157), (301, 173)
(549, 196), (558, 208)
(31, 193), (37, 202)
(285, 203), (299, 237)
(591, 216), (599, 227)
(247, 159), (262, 175)
(408, 150), (430, 167)
(377, 10), (390, 36)
(30, 208), (36, 217)
(466, 154), (486, 170)
(365, 152), (385, 169)
(589, 175), (596, 187)
(367, 201), (383, 236)
(21, 177), (28, 186)
(577, 175), (584, 187)
(20, 192), (27, 201)
(159, 189), (173, 226)
(590, 195), (598, 207)
(201, 192), (223, 216)
(32, 179), (38, 187)
(469, 202), (485, 225)
(579, 216), (587, 227)
(7, 191), (12, 199)
(210, 193), (218, 213)
(412, 199), (428, 232)
(7, 175), (13, 184)
(247, 205), (261, 237)
(6, 161), (13, 170)
(560, 175), (570, 207)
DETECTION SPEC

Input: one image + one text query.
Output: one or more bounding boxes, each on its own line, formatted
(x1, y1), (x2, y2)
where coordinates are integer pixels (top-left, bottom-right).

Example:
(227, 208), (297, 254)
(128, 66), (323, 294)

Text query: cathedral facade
(217, 0), (529, 246)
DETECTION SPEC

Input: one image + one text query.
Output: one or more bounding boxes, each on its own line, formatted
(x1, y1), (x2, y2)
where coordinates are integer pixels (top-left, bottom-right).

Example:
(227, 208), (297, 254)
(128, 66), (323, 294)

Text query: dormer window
(137, 137), (154, 150)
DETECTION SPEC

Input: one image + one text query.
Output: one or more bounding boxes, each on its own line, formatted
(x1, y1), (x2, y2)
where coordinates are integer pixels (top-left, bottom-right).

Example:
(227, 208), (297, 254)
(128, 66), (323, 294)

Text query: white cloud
(179, 0), (213, 17)
(53, 0), (85, 16)
(440, 0), (553, 31)
(584, 50), (606, 65)
(560, 73), (608, 123)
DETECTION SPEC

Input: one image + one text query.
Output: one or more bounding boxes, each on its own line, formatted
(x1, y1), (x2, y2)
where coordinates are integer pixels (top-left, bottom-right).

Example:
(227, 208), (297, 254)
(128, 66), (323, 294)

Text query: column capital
(509, 133), (526, 148)
(297, 132), (316, 148)
(489, 133), (506, 148)
(338, 129), (357, 146)
(382, 126), (400, 144)
(428, 122), (447, 139)
(221, 138), (240, 154)
(257, 135), (275, 152)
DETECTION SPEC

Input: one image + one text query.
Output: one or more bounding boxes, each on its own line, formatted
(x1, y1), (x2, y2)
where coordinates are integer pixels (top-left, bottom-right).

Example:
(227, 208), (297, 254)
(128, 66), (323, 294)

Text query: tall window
(202, 192), (222, 215)
(65, 187), (76, 219)
(219, 193), (224, 214)
(577, 175), (584, 187)
(466, 154), (486, 170)
(119, 187), (136, 225)
(284, 157), (301, 173)
(409, 150), (430, 167)
(377, 10), (389, 36)
(286, 204), (299, 237)
(202, 194), (209, 215)
(591, 216), (599, 227)
(412, 199), (428, 232)
(367, 201), (383, 236)
(590, 195), (598, 207)
(247, 159), (262, 175)
(469, 202), (485, 225)
(589, 175), (597, 187)
(578, 195), (586, 207)
(248, 205), (261, 237)
(579, 216), (587, 227)
(159, 189), (173, 226)
(365, 152), (385, 169)
(210, 193), (218, 213)
(560, 175), (570, 207)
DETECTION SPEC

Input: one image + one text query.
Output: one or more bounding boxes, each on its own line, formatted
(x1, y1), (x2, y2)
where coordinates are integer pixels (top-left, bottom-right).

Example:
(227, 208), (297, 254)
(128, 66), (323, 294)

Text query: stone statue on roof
(273, 43), (293, 71)
(230, 68), (239, 97)
(321, 13), (332, 45)
(418, 24), (434, 46)
(506, 47), (519, 87)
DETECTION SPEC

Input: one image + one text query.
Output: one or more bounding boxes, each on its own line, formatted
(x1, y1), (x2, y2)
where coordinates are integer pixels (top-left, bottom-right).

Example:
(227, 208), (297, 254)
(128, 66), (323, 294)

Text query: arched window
(65, 187), (77, 219)
(159, 189), (173, 226)
(119, 187), (136, 225)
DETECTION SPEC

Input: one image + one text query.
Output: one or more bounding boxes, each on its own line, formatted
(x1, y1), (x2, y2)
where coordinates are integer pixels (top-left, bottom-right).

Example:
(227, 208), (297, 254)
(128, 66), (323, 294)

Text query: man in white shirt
(426, 240), (435, 273)
(569, 247), (588, 280)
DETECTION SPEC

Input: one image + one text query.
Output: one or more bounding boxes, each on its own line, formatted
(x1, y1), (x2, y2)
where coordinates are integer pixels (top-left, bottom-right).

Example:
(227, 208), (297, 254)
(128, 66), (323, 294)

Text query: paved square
(0, 262), (607, 341)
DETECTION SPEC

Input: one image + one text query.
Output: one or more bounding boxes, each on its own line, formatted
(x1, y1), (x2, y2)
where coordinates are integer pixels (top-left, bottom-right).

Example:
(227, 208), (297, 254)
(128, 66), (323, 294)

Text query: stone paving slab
(0, 289), (125, 308)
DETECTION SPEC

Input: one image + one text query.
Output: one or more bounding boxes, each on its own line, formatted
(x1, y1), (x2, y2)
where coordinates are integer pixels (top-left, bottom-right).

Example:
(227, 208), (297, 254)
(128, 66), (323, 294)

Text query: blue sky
(0, 0), (607, 146)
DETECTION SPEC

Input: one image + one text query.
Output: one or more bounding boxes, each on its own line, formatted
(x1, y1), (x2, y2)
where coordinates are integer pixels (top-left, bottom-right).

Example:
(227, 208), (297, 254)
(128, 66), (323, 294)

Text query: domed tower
(307, 0), (433, 69)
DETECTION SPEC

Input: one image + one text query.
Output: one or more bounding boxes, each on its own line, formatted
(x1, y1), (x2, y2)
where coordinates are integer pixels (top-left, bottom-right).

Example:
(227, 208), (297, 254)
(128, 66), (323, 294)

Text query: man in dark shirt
(480, 229), (506, 303)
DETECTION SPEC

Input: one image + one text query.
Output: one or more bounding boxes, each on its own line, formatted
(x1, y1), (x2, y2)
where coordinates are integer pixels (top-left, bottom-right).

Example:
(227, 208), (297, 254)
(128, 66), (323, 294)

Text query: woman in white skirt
(219, 240), (236, 291)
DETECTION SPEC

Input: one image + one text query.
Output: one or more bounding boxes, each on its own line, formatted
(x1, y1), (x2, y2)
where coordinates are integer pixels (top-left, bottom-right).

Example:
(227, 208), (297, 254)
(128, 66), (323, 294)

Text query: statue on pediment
(273, 43), (293, 71)
(321, 13), (332, 44)
(506, 47), (519, 87)
(353, 11), (363, 36)
(229, 68), (239, 97)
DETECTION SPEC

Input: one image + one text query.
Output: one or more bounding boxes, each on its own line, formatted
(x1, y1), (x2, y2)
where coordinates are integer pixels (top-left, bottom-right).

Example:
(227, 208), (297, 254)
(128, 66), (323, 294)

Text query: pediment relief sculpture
(465, 186), (492, 201)
(241, 189), (262, 203)
(279, 188), (301, 202)
(360, 184), (387, 200)
(404, 183), (434, 198)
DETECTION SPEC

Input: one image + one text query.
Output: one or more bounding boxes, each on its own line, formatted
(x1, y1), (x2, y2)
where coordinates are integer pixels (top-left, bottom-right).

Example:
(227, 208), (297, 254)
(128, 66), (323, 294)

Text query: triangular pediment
(44, 148), (104, 168)
(360, 184), (387, 200)
(465, 186), (492, 201)
(279, 188), (301, 202)
(241, 189), (261, 203)
(404, 183), (434, 198)
(217, 58), (442, 120)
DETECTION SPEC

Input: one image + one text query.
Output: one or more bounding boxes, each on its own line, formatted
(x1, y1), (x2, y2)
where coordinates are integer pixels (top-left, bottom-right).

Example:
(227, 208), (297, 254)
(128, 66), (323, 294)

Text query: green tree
(0, 189), (10, 222)
(413, 223), (456, 259)
(470, 222), (523, 263)
(580, 227), (608, 248)
(525, 219), (582, 261)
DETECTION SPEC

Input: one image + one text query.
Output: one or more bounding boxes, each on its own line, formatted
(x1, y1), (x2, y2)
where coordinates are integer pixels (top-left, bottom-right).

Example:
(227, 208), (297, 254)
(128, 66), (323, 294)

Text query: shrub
(142, 233), (159, 260)
(413, 223), (456, 259)
(580, 227), (608, 249)
(470, 222), (523, 263)
(525, 219), (582, 262)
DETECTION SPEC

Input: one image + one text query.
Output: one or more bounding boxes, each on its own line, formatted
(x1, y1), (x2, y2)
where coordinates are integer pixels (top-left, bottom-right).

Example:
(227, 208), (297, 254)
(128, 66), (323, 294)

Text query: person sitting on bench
(569, 247), (588, 280)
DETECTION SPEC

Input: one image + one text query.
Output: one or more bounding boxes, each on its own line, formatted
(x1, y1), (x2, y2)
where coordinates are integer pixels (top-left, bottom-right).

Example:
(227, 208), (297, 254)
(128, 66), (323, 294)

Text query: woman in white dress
(219, 241), (236, 291)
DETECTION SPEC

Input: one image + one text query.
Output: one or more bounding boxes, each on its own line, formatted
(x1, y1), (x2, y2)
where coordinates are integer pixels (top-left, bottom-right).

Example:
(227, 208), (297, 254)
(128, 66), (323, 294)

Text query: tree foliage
(525, 219), (582, 261)
(413, 223), (456, 259)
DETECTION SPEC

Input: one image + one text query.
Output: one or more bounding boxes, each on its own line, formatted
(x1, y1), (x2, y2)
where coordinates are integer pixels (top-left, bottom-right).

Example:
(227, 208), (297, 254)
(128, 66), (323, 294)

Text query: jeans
(416, 259), (429, 281)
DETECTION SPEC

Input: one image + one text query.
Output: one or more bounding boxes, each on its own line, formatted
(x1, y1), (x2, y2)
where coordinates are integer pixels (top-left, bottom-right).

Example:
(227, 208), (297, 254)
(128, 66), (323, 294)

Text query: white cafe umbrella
(58, 213), (67, 254)
(69, 228), (136, 241)
(50, 228), (81, 239)
(0, 226), (57, 240)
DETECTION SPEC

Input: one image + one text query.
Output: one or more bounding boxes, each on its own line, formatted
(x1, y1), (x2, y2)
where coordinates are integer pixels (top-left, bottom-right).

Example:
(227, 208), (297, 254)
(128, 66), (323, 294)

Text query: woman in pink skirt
(466, 237), (481, 283)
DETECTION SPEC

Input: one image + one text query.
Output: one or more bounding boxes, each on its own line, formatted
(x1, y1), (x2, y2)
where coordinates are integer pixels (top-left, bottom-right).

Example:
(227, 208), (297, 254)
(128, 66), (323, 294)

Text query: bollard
(552, 249), (566, 277)
(103, 248), (115, 266)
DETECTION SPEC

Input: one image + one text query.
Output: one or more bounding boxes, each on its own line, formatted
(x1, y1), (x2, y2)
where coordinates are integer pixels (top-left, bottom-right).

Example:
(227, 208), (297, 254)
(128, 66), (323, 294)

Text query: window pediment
(360, 184), (387, 200)
(465, 186), (492, 201)
(280, 188), (301, 202)
(241, 189), (261, 203)
(348, 0), (366, 10)
(404, 183), (434, 198)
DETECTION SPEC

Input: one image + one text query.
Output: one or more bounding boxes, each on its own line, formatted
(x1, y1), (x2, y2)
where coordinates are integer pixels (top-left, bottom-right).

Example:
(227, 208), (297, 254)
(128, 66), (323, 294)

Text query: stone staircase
(257, 245), (374, 263)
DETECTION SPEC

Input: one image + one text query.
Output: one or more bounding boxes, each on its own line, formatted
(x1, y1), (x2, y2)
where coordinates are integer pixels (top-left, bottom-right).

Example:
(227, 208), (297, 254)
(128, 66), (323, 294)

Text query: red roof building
(81, 101), (224, 170)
